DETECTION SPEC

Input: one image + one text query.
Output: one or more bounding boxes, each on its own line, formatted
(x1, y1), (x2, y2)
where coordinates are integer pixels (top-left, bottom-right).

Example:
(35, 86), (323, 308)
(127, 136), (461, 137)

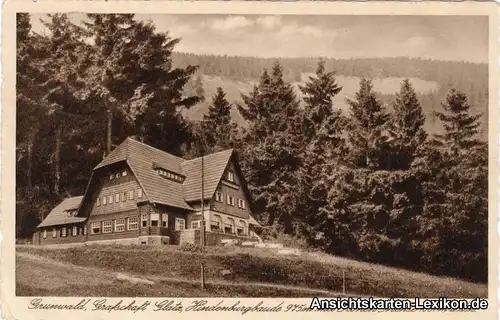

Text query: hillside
(175, 53), (488, 139)
(16, 245), (487, 298)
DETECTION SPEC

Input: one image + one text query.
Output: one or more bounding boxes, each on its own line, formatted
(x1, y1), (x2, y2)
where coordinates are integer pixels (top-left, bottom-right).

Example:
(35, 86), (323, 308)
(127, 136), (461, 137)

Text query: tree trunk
(106, 107), (113, 156)
(25, 135), (33, 201)
(54, 124), (62, 196)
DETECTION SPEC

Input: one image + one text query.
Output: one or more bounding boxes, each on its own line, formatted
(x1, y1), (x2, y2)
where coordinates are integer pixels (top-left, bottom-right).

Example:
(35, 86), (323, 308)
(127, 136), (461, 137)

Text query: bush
(179, 242), (205, 253)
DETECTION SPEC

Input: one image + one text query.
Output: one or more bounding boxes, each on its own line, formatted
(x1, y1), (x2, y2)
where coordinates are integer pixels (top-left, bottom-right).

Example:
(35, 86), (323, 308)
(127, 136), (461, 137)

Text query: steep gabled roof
(181, 149), (234, 202)
(37, 196), (86, 228)
(91, 137), (238, 210)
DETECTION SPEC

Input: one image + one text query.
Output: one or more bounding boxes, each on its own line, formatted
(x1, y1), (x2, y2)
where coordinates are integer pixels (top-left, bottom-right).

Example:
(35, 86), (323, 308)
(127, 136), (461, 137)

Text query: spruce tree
(237, 62), (305, 233)
(201, 87), (238, 150)
(434, 89), (482, 157)
(346, 78), (390, 170)
(387, 79), (427, 170)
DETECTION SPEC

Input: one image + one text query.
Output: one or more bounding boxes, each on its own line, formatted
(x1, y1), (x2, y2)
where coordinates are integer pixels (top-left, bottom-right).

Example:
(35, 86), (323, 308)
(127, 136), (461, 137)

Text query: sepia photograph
(10, 5), (494, 304)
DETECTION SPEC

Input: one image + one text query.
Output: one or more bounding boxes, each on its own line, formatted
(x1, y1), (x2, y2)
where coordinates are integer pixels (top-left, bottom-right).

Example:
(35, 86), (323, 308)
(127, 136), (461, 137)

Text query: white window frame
(102, 221), (113, 233)
(103, 196), (107, 205)
(72, 226), (78, 236)
(175, 217), (186, 231)
(61, 227), (67, 237)
(141, 213), (148, 228)
(215, 191), (223, 202)
(52, 228), (57, 238)
(150, 213), (160, 227)
(121, 192), (126, 202)
(83, 225), (87, 235)
(115, 193), (119, 203)
(114, 219), (125, 232)
(122, 171), (127, 176)
(128, 217), (139, 230)
(137, 189), (143, 198)
(161, 213), (168, 228)
(129, 190), (134, 200)
(91, 222), (101, 234)
(227, 195), (235, 206)
(237, 220), (246, 236)
(238, 198), (246, 209)
(108, 195), (113, 204)
(191, 221), (201, 229)
(227, 171), (235, 182)
(109, 174), (114, 180)
(97, 197), (101, 206)
(115, 173), (120, 179)
(43, 230), (47, 239)
(210, 215), (222, 231)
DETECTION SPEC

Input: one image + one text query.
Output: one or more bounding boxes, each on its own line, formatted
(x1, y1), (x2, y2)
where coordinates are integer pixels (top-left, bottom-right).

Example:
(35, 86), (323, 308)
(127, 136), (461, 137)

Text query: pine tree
(434, 89), (482, 157)
(387, 79), (427, 170)
(346, 78), (390, 170)
(81, 14), (200, 156)
(297, 59), (346, 239)
(201, 87), (238, 150)
(237, 62), (306, 233)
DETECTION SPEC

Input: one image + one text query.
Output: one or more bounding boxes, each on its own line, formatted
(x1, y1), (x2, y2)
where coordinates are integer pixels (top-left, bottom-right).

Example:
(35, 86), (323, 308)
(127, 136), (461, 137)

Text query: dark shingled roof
(93, 138), (236, 210)
(37, 196), (86, 228)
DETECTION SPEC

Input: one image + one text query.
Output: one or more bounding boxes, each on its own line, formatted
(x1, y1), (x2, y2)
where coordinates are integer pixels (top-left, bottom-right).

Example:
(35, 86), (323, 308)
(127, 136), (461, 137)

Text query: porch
(174, 229), (260, 246)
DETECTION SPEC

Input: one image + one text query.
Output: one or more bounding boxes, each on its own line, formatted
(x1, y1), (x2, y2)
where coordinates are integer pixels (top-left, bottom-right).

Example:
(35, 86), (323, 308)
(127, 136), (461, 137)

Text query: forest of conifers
(16, 13), (488, 283)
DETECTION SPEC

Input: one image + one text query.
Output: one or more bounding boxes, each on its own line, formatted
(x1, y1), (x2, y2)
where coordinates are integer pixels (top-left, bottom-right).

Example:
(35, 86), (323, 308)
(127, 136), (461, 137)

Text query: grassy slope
(16, 245), (487, 298)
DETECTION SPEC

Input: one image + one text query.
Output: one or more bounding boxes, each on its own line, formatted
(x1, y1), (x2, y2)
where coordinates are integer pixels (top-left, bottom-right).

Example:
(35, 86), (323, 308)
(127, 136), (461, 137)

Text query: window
(128, 217), (139, 230)
(108, 195), (113, 204)
(225, 218), (235, 234)
(129, 190), (134, 200)
(191, 221), (201, 229)
(110, 174), (114, 180)
(52, 228), (57, 238)
(161, 213), (168, 227)
(150, 213), (159, 227)
(175, 218), (186, 231)
(115, 193), (120, 203)
(115, 219), (125, 232)
(224, 223), (233, 234)
(237, 220), (246, 236)
(72, 226), (78, 236)
(227, 171), (235, 182)
(61, 227), (67, 237)
(121, 192), (126, 202)
(83, 225), (87, 235)
(91, 222), (101, 234)
(103, 196), (107, 205)
(115, 173), (120, 179)
(102, 221), (112, 233)
(122, 171), (127, 177)
(210, 215), (222, 232)
(97, 197), (101, 206)
(227, 195), (235, 206)
(215, 191), (223, 202)
(43, 230), (47, 239)
(141, 214), (148, 228)
(137, 189), (143, 198)
(238, 199), (246, 209)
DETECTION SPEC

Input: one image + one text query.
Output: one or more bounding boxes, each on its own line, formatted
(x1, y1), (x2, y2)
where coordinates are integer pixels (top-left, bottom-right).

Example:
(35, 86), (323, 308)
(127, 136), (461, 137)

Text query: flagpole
(200, 135), (206, 247)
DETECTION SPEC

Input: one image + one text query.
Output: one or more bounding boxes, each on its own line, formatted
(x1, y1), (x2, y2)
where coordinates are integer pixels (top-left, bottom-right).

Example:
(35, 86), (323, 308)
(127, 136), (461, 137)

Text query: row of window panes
(42, 226), (86, 239)
(215, 191), (246, 209)
(110, 170), (127, 180)
(209, 216), (247, 235)
(97, 189), (142, 206)
(157, 169), (183, 182)
(226, 170), (235, 183)
(89, 215), (186, 234)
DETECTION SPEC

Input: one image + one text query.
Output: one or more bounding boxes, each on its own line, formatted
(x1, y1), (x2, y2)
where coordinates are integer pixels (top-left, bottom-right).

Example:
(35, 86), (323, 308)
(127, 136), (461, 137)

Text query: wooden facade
(33, 137), (260, 246)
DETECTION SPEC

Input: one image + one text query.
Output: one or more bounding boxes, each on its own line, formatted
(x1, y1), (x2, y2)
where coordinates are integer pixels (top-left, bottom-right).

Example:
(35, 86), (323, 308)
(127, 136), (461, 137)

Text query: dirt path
(17, 252), (351, 297)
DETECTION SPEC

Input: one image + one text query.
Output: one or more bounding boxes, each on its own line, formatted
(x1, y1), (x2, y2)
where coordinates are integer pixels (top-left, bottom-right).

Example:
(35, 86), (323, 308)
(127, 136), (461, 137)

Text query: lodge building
(32, 137), (261, 246)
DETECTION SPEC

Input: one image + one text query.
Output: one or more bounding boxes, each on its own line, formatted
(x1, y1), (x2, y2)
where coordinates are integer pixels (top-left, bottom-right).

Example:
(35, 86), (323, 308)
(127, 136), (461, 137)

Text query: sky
(30, 14), (488, 63)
